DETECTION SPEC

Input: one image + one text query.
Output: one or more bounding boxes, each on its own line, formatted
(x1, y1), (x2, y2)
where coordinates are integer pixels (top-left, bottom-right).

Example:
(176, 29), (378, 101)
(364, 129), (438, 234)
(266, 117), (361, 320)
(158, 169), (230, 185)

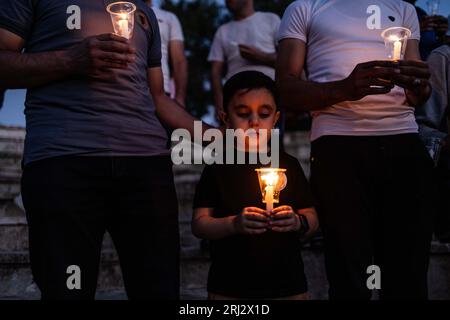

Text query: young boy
(192, 71), (319, 300)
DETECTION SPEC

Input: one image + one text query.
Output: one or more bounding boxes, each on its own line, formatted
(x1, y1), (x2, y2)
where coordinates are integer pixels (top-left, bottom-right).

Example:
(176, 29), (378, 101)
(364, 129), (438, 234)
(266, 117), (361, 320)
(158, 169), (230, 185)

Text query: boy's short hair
(222, 71), (279, 113)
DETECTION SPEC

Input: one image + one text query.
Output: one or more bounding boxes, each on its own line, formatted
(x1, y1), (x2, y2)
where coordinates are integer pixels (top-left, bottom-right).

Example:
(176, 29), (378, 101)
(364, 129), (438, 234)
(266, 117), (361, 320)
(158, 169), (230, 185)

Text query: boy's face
(222, 88), (280, 151)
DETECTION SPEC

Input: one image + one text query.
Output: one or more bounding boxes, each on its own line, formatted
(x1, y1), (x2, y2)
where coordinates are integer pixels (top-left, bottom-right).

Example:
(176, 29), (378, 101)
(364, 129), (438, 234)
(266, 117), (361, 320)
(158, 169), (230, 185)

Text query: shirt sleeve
(403, 2), (420, 41)
(148, 8), (162, 68)
(0, 0), (34, 40)
(193, 165), (219, 209)
(208, 28), (225, 62)
(291, 160), (315, 210)
(277, 0), (311, 44)
(168, 12), (184, 42)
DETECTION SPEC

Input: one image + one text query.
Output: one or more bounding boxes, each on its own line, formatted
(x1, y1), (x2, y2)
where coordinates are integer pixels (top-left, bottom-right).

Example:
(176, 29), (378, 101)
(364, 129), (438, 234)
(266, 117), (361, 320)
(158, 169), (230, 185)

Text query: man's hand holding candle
(390, 60), (432, 106)
(238, 44), (276, 67)
(341, 60), (401, 102)
(65, 33), (136, 81)
(421, 15), (448, 38)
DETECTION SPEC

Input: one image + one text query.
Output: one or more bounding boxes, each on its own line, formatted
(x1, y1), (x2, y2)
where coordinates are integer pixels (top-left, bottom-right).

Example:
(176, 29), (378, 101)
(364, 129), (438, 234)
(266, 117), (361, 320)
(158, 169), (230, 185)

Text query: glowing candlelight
(255, 168), (287, 213)
(381, 27), (411, 61)
(107, 2), (136, 40)
(118, 14), (129, 39)
(392, 37), (402, 61)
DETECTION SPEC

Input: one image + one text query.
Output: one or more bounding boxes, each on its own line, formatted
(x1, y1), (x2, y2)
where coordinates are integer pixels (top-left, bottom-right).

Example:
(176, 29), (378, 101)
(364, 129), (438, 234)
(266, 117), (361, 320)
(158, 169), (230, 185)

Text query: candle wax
(393, 40), (402, 60)
(118, 19), (129, 39)
(265, 185), (274, 213)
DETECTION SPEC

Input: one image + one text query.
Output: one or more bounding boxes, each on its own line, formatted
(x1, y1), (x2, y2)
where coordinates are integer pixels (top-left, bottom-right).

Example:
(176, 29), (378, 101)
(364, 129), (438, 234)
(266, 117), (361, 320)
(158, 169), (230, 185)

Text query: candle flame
(388, 35), (400, 42)
(261, 171), (279, 187)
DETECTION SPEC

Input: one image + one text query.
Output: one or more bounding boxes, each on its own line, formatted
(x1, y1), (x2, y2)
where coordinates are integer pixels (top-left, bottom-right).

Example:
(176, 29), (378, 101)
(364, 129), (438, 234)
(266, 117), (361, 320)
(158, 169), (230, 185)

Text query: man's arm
(393, 39), (432, 107)
(0, 29), (73, 88)
(210, 60), (224, 114)
(149, 67), (212, 137)
(416, 50), (449, 148)
(276, 39), (399, 112)
(169, 40), (188, 107)
(0, 29), (135, 89)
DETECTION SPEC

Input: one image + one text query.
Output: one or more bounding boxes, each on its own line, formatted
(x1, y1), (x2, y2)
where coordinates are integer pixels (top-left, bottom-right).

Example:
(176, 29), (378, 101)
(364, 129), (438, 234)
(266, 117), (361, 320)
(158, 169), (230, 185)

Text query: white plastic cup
(106, 2), (137, 40)
(381, 27), (411, 61)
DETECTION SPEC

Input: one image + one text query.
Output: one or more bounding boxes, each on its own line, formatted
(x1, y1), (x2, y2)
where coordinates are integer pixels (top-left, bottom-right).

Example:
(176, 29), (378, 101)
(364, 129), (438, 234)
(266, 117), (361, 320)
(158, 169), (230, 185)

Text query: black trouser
(310, 134), (435, 300)
(21, 156), (180, 300)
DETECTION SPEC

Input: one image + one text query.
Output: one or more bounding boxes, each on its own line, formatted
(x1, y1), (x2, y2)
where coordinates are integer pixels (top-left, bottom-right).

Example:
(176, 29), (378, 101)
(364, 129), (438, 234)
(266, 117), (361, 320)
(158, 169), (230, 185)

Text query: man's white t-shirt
(277, 0), (421, 141)
(208, 12), (280, 80)
(153, 7), (184, 93)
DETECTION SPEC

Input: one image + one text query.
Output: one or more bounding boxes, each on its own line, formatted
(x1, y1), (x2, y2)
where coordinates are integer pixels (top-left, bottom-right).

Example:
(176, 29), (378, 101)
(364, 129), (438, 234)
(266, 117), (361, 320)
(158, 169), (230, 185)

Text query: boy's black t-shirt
(193, 150), (314, 298)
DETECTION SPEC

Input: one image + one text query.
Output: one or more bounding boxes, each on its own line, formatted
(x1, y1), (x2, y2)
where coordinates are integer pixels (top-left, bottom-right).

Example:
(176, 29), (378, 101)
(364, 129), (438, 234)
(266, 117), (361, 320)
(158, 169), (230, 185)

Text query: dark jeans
(21, 155), (180, 300)
(310, 134), (435, 300)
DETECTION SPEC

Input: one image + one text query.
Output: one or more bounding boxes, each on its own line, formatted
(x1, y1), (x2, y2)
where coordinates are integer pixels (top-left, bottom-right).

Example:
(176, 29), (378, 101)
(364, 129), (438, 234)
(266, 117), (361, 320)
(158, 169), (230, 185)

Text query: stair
(1, 126), (449, 300)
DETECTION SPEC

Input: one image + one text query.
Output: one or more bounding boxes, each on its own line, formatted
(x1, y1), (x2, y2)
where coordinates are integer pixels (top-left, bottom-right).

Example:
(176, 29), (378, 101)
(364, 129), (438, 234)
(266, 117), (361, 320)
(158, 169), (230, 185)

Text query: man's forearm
(173, 60), (188, 104)
(278, 77), (349, 112)
(0, 50), (73, 89)
(154, 93), (213, 137)
(259, 52), (277, 68)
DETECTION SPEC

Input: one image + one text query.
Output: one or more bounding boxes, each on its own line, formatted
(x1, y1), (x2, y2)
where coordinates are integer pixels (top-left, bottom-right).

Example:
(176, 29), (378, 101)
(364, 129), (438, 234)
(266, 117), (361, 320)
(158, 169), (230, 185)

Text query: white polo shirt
(208, 12), (280, 80)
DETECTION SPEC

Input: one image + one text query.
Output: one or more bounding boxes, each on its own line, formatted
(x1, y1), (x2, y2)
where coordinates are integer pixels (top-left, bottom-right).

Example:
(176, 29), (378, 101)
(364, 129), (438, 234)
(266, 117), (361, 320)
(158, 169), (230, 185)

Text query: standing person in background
(404, 0), (448, 60)
(145, 0), (187, 107)
(208, 0), (280, 117)
(416, 44), (450, 243)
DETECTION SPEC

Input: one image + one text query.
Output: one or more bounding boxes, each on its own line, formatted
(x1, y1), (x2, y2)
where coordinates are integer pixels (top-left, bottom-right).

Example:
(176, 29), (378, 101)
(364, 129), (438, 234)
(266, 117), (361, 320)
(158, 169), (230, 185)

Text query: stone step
(0, 127), (24, 201)
(2, 244), (450, 299)
(0, 216), (200, 253)
(0, 230), (210, 299)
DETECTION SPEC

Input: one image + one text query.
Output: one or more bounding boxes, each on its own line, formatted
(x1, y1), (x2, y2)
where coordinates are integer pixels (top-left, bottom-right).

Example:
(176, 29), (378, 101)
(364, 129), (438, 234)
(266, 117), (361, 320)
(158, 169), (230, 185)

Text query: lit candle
(265, 185), (274, 212)
(261, 171), (278, 213)
(107, 2), (136, 40)
(381, 27), (411, 61)
(255, 168), (287, 215)
(118, 14), (129, 38)
(392, 38), (402, 61)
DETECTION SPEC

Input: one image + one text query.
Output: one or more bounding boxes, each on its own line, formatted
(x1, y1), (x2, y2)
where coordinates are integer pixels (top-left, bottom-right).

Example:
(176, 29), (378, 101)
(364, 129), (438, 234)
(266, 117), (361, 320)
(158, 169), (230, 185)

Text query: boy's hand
(233, 207), (269, 235)
(270, 205), (300, 232)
